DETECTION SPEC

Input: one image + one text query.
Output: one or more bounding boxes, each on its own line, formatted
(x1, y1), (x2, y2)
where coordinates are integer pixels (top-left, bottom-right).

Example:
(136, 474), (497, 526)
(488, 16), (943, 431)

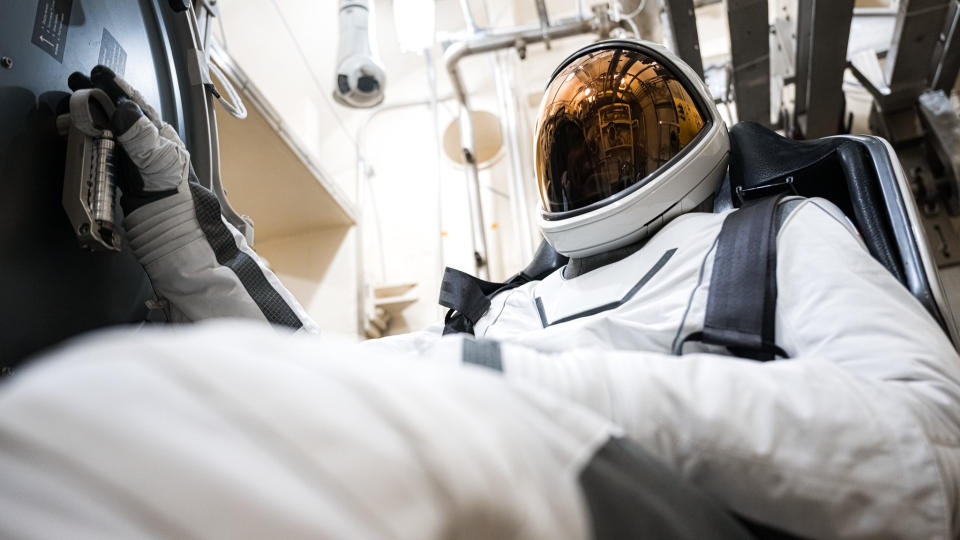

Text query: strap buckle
(735, 176), (798, 205)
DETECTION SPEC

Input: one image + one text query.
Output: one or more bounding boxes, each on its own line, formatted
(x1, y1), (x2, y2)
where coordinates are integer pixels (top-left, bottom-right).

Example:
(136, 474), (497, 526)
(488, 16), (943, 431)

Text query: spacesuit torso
(472, 207), (722, 353)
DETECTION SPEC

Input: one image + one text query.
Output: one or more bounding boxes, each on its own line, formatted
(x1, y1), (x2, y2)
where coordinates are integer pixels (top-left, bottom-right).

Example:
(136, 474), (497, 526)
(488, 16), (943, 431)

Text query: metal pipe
(444, 14), (607, 277)
(445, 17), (597, 73)
(459, 0), (480, 32)
(536, 0), (551, 27)
(457, 104), (490, 278)
(492, 51), (536, 263)
(535, 0), (552, 48)
(92, 131), (118, 230)
(425, 49), (448, 317)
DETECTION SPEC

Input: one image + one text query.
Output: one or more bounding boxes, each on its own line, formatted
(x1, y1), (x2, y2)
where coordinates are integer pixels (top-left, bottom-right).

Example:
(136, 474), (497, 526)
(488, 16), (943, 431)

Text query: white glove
(68, 65), (192, 213)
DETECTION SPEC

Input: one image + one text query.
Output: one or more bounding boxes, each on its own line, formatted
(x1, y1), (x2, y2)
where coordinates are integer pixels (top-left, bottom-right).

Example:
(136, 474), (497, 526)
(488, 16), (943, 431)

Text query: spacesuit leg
(0, 322), (754, 540)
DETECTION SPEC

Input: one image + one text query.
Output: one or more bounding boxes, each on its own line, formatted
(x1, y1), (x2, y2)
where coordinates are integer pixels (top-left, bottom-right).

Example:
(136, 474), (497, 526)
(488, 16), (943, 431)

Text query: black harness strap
(440, 240), (569, 336)
(439, 268), (529, 335)
(686, 194), (788, 361)
(439, 268), (496, 325)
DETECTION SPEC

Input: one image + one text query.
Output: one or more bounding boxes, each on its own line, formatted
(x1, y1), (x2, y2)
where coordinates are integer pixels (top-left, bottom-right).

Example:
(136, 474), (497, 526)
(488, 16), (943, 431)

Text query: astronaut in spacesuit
(1, 41), (959, 539)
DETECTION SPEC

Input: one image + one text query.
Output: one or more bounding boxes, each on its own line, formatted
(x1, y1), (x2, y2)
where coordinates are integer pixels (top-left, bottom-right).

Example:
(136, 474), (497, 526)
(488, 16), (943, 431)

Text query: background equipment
(334, 0), (387, 108)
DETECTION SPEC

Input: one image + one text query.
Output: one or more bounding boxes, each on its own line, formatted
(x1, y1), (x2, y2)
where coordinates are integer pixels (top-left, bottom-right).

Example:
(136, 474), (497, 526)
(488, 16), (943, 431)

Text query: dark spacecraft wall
(0, 0), (201, 367)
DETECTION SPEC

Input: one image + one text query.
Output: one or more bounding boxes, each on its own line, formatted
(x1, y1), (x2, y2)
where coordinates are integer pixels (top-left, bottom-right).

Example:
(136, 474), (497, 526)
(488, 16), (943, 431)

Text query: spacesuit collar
(561, 196), (715, 278)
(563, 237), (648, 279)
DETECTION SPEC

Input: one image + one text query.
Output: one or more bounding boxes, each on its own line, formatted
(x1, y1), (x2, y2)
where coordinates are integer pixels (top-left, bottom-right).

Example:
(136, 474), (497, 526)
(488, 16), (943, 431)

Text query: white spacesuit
(2, 42), (959, 539)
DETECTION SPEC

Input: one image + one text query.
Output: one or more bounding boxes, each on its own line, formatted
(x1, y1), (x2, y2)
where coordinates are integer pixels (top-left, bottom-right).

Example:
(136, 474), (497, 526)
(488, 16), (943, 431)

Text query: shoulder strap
(439, 268), (533, 336)
(686, 194), (789, 361)
(440, 240), (568, 336)
(439, 268), (509, 335)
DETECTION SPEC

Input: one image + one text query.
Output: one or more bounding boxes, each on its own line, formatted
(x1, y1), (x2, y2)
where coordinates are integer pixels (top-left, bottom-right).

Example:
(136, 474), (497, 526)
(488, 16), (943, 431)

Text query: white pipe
(459, 0), (480, 31)
(492, 51), (536, 263)
(424, 48), (447, 302)
(444, 14), (611, 276)
(456, 103), (491, 279)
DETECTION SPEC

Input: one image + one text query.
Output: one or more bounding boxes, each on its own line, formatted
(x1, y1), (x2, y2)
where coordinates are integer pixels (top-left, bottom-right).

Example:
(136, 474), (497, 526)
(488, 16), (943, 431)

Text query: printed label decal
(31, 0), (73, 63)
(98, 29), (128, 76)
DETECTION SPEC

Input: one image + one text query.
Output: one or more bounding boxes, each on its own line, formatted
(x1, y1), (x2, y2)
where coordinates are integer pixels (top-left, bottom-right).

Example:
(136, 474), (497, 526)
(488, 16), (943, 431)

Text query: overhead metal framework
(794, 0), (855, 138)
(726, 0), (772, 126)
(663, 0), (705, 78)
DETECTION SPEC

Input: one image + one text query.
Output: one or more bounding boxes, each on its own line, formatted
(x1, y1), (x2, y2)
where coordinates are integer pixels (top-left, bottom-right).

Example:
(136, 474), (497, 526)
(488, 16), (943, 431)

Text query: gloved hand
(68, 65), (192, 215)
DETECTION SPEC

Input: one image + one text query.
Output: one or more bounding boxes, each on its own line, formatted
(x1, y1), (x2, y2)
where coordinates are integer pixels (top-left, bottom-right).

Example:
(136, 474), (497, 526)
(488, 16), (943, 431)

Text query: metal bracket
(514, 38), (527, 60)
(792, 0), (855, 138)
(850, 0), (954, 112)
(735, 176), (798, 205)
(918, 89), (960, 212)
(924, 214), (960, 267)
(663, 0), (704, 78)
(930, 0), (960, 92)
(187, 48), (213, 86)
(868, 102), (925, 144)
(535, 0), (551, 49)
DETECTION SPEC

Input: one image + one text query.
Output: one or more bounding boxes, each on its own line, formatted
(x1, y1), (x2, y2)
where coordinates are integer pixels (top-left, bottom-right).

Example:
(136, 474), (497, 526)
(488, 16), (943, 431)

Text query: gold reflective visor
(535, 47), (706, 215)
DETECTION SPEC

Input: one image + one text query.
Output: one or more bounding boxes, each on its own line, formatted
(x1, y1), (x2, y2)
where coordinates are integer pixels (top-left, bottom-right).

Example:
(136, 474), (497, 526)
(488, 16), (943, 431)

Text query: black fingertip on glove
(90, 65), (127, 103)
(67, 71), (93, 92)
(112, 98), (144, 137)
(90, 64), (117, 80)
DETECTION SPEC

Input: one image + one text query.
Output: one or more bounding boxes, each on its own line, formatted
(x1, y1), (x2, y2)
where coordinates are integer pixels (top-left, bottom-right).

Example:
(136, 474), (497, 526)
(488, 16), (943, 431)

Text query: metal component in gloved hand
(70, 67), (186, 215)
(59, 88), (122, 252)
(92, 131), (119, 231)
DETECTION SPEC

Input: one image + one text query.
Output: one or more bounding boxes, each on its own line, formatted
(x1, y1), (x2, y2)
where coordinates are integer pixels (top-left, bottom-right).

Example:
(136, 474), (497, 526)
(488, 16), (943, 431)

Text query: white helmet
(534, 40), (729, 258)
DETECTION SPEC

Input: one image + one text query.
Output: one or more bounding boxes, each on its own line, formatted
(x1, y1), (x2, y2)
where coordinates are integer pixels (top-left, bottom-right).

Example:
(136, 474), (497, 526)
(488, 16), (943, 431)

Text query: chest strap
(440, 240), (568, 335)
(438, 268), (521, 335)
(683, 194), (789, 361)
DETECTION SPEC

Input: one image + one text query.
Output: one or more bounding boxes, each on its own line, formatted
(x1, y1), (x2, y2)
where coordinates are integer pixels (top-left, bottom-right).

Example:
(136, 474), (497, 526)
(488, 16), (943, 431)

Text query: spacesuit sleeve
(123, 180), (320, 333)
(458, 200), (960, 539)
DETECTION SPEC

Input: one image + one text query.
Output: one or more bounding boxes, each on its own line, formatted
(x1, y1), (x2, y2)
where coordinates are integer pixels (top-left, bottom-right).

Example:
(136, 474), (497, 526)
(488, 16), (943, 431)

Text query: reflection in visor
(535, 48), (706, 215)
